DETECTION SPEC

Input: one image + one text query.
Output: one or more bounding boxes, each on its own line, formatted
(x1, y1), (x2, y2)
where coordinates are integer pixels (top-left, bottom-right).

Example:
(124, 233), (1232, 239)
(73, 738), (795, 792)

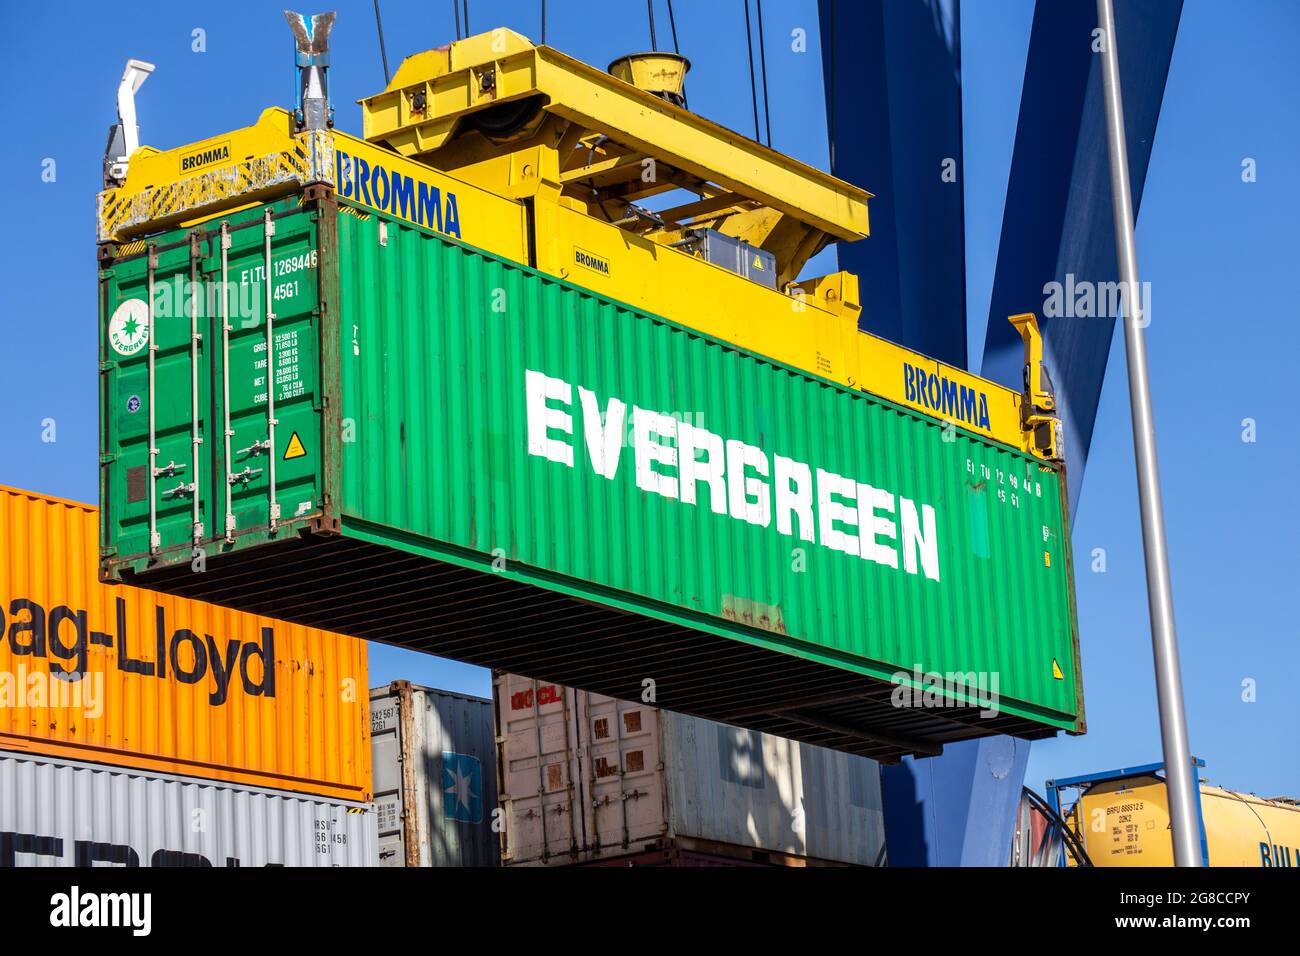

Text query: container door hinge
(99, 452), (119, 465)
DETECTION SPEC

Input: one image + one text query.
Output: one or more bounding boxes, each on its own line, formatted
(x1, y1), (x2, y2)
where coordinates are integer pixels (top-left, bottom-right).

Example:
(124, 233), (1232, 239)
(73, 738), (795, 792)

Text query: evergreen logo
(107, 298), (150, 356)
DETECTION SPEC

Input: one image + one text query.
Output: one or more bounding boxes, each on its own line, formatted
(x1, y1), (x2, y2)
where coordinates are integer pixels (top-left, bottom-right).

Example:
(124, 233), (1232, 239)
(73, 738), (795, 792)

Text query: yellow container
(1070, 775), (1300, 867)
(0, 486), (370, 802)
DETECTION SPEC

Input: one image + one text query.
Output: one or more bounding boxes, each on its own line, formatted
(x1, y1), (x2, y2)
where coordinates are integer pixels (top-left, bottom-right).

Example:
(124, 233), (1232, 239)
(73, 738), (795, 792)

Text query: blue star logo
(442, 751), (484, 823)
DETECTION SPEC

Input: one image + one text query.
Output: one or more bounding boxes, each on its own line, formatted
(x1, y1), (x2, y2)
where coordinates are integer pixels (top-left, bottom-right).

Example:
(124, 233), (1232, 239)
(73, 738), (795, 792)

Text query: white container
(370, 682), (499, 866)
(0, 750), (374, 866)
(494, 672), (886, 866)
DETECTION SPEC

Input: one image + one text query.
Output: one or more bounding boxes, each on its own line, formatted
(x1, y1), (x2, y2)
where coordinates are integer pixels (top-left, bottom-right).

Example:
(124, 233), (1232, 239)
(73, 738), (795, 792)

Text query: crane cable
(647, 0), (658, 51)
(756, 0), (771, 146)
(827, 0), (836, 169)
(541, 0), (547, 45)
(373, 0), (391, 84)
(743, 0), (760, 141)
(453, 0), (461, 39)
(666, 0), (686, 109)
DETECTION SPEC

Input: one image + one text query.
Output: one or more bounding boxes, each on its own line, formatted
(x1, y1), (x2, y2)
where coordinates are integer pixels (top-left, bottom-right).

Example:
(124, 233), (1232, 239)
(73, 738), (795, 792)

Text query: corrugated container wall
(0, 750), (373, 866)
(0, 486), (371, 801)
(100, 197), (1083, 762)
(494, 672), (885, 866)
(370, 682), (499, 866)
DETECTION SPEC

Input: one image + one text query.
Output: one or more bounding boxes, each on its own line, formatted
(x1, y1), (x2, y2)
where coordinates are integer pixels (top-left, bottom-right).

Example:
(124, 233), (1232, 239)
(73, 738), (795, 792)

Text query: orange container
(0, 486), (370, 801)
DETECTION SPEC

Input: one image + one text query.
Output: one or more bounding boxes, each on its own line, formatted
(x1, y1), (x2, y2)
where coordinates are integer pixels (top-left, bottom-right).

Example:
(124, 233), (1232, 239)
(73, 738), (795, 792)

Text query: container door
(101, 237), (212, 559)
(575, 690), (667, 858)
(209, 206), (323, 547)
(369, 690), (409, 866)
(495, 673), (582, 864)
(101, 200), (325, 570)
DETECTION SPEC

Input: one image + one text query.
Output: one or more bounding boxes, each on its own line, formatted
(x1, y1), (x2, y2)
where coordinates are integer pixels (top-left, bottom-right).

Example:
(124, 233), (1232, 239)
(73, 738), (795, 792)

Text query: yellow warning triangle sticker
(283, 431), (307, 460)
(1051, 658), (1065, 680)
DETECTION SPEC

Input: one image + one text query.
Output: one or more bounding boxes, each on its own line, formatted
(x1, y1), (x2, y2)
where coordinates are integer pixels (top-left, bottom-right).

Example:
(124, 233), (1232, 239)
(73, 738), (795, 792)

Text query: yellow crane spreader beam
(360, 30), (871, 243)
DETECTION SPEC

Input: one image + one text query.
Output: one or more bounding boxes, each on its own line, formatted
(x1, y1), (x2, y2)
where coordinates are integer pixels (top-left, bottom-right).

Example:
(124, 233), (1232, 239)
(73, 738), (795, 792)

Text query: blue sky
(0, 1), (1295, 799)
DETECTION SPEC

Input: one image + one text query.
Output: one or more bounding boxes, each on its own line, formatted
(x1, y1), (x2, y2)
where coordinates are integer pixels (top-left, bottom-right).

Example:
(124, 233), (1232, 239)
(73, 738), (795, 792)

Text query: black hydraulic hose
(1021, 787), (1093, 867)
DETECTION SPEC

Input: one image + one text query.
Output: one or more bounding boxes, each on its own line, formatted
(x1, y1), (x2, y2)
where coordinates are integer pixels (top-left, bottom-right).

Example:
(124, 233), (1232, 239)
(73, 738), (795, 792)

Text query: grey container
(495, 672), (886, 866)
(370, 681), (500, 867)
(0, 750), (374, 867)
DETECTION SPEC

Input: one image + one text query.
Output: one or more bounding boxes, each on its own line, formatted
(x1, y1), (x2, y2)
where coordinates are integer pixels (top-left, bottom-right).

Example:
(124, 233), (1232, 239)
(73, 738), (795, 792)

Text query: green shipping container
(99, 192), (1084, 762)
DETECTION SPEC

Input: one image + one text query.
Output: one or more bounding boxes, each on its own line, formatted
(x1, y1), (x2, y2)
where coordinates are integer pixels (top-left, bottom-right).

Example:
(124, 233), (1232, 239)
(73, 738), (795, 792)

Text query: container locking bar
(530, 679), (551, 862)
(146, 246), (160, 554)
(612, 695), (630, 850)
(263, 210), (280, 532)
(220, 222), (236, 542)
(188, 233), (204, 544)
(557, 684), (578, 857)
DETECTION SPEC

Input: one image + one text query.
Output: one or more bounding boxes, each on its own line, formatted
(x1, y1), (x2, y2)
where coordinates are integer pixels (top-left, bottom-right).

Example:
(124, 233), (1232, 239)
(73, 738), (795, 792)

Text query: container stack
(493, 672), (887, 866)
(0, 485), (375, 867)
